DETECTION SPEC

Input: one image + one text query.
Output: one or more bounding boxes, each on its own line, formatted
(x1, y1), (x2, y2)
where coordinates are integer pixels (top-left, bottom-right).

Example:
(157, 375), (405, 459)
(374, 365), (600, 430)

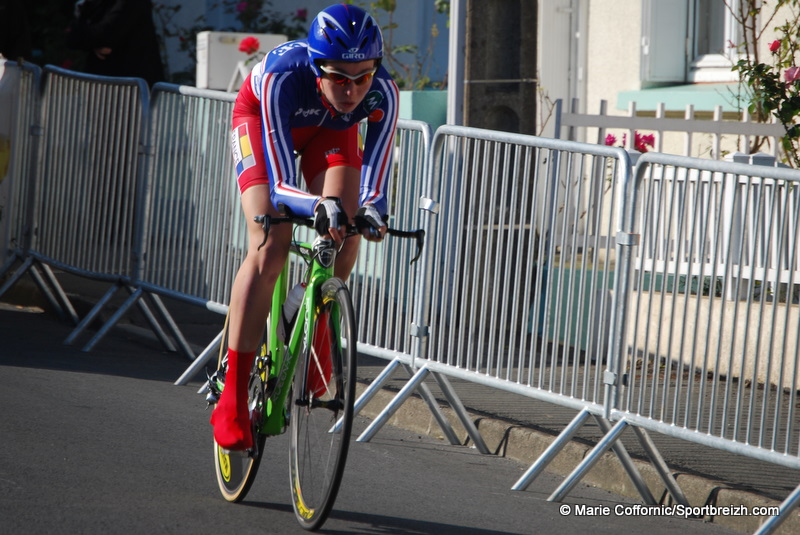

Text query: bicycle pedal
(205, 368), (224, 392)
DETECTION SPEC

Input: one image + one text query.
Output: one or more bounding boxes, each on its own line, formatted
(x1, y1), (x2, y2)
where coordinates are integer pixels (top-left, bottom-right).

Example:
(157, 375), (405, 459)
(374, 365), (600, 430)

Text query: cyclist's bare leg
(308, 165), (361, 279)
(228, 185), (291, 350)
(211, 184), (291, 450)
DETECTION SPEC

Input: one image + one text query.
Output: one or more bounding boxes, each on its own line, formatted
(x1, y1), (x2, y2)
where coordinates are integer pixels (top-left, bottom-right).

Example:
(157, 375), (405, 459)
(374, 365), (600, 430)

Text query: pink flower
(296, 8), (308, 20)
(238, 36), (260, 55)
(634, 132), (655, 153)
(785, 66), (800, 84)
(769, 40), (781, 53)
(604, 134), (617, 146)
(236, 1), (249, 13)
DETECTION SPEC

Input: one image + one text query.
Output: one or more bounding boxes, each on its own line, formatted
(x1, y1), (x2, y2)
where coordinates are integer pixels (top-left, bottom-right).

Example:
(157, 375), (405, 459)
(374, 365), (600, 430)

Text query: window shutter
(641, 0), (689, 82)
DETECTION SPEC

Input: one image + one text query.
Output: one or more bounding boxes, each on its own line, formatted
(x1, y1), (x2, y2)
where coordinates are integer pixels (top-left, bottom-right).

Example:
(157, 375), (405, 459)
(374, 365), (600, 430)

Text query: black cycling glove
(314, 197), (345, 236)
(354, 204), (386, 239)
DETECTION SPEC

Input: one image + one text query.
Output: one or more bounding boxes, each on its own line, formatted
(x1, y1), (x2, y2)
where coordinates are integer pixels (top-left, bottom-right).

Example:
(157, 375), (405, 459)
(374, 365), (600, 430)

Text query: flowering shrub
(604, 131), (656, 153)
(361, 0), (448, 89)
(731, 0), (800, 167)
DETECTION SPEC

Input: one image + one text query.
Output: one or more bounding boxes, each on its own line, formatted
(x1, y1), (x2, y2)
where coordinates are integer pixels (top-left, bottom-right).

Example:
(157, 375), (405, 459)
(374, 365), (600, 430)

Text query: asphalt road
(0, 302), (742, 535)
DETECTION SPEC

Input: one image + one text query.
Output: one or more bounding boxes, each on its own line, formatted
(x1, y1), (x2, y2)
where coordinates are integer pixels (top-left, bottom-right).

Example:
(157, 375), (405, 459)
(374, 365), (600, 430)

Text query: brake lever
(254, 215), (270, 250)
(411, 229), (425, 264)
(386, 228), (425, 264)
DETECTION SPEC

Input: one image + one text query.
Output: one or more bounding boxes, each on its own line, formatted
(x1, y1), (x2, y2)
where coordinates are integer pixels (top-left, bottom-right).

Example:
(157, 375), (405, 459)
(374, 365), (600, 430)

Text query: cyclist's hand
(354, 204), (387, 242)
(314, 197), (346, 242)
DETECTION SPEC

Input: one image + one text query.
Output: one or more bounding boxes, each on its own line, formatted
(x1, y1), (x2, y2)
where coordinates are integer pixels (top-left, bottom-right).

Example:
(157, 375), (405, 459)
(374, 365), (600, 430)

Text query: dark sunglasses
(319, 65), (377, 86)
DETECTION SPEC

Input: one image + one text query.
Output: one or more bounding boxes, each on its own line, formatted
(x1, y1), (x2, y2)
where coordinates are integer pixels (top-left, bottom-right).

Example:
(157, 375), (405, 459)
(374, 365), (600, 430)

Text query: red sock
(210, 348), (256, 450)
(308, 312), (333, 397)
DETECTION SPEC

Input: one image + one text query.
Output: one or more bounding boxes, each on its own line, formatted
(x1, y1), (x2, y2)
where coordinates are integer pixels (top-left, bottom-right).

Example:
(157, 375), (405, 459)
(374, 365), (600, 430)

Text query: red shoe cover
(308, 312), (333, 397)
(210, 349), (256, 450)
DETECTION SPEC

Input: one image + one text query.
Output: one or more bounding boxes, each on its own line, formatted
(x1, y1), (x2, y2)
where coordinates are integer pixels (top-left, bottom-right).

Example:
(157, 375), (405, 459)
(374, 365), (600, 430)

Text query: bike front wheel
(290, 277), (357, 530)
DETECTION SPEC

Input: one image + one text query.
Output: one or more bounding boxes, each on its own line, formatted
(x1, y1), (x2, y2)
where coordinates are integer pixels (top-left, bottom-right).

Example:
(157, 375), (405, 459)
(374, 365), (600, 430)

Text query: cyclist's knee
(334, 235), (360, 278)
(244, 243), (286, 278)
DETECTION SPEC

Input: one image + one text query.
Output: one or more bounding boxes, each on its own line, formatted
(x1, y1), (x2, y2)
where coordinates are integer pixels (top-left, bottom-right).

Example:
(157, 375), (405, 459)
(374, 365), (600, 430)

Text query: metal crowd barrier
(0, 62), (43, 304)
(138, 83), (239, 311)
(338, 120), (488, 448)
(608, 152), (800, 535)
(359, 125), (682, 501)
(135, 84), (240, 367)
(0, 66), (160, 339)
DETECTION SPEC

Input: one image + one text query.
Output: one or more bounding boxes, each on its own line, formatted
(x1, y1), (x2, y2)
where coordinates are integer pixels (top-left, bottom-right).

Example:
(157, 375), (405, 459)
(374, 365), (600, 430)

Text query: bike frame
(258, 235), (338, 437)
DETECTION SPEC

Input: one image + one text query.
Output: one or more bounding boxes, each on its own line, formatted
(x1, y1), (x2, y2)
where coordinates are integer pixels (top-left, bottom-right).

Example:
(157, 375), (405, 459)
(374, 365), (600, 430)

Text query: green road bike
(206, 213), (423, 531)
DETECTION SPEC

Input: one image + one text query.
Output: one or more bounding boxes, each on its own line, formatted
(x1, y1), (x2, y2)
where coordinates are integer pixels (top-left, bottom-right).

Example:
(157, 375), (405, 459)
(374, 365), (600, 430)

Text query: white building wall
(584, 0), (643, 117)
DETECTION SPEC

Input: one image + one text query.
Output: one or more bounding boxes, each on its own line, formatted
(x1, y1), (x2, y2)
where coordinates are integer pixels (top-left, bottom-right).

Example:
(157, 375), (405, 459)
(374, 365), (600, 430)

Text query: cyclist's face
(318, 60), (377, 114)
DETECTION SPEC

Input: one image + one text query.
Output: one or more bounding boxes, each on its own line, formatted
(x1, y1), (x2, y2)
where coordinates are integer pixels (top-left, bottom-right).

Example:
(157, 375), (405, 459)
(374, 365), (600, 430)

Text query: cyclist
(211, 3), (399, 451)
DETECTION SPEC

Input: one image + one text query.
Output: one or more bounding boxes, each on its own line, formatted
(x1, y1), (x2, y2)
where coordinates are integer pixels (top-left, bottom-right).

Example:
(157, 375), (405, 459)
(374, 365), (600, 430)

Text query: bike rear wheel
(213, 341), (269, 502)
(290, 277), (357, 530)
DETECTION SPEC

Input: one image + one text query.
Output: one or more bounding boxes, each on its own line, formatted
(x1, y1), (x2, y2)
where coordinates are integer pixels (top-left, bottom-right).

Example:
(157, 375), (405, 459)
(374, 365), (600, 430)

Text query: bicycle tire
(213, 341), (269, 502)
(289, 277), (357, 530)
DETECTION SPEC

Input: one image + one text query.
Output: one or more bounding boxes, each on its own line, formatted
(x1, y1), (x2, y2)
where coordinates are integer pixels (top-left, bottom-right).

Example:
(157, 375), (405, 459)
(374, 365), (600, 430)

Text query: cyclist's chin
(332, 101), (358, 114)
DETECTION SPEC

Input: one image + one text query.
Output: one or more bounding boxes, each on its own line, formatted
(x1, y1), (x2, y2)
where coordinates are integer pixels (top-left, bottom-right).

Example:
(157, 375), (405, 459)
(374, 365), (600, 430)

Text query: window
(689, 0), (744, 82)
(642, 0), (746, 84)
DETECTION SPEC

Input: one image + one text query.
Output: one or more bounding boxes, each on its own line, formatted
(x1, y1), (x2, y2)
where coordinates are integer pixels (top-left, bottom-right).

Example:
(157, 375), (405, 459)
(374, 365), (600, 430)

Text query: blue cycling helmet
(307, 4), (383, 76)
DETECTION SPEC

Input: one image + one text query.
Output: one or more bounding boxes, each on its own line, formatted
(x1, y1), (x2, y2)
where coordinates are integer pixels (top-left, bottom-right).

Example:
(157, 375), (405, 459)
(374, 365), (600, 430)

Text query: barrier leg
(145, 293), (195, 360)
(81, 287), (144, 352)
(549, 418), (656, 505)
(512, 408), (591, 491)
(432, 371), (490, 454)
(356, 365), (427, 443)
(175, 328), (225, 387)
(595, 416), (657, 505)
(0, 252), (23, 281)
(64, 283), (122, 345)
(36, 263), (78, 323)
(0, 255), (30, 298)
(1, 256), (76, 323)
(23, 264), (70, 322)
(330, 357), (404, 434)
(754, 483), (800, 535)
(353, 357), (403, 417)
(630, 425), (688, 506)
(131, 290), (177, 353)
(401, 365), (461, 446)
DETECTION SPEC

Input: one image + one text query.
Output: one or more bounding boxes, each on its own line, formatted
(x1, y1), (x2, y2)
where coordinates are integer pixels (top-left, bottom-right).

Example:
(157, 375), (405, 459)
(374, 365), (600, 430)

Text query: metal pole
(446, 0), (465, 126)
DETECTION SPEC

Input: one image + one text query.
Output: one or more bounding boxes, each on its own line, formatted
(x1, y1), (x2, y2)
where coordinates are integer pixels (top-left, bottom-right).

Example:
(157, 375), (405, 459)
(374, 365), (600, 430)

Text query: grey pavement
(3, 271), (800, 534)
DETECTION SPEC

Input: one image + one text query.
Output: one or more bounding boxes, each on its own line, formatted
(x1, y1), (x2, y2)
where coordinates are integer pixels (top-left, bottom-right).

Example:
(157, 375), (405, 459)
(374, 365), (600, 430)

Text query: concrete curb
(355, 384), (797, 535)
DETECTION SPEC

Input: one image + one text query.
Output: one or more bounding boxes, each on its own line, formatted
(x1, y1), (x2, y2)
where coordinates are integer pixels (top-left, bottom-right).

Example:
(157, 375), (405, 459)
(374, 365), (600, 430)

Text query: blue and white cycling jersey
(241, 39), (399, 218)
